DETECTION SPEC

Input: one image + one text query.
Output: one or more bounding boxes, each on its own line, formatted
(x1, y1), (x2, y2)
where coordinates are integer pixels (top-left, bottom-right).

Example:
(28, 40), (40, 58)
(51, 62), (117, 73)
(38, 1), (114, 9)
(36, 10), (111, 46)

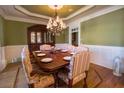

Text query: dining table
(33, 50), (72, 87)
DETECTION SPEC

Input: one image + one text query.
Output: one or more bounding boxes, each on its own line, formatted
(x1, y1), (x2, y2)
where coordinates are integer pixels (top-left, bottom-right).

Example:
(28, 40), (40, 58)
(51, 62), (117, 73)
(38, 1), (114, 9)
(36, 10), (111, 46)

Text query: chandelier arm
(47, 5), (66, 36)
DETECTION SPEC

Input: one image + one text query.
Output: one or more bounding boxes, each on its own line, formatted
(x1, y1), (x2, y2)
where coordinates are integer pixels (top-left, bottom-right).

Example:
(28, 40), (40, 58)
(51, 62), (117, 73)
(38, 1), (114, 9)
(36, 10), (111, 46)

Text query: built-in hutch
(27, 24), (55, 52)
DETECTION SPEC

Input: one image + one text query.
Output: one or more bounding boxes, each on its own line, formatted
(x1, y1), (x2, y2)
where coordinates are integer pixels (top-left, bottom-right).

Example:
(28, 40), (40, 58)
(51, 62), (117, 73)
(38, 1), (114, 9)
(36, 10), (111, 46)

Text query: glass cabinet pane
(48, 33), (51, 42)
(46, 32), (48, 43)
(49, 32), (53, 43)
(31, 32), (36, 43)
(44, 32), (46, 43)
(37, 32), (42, 43)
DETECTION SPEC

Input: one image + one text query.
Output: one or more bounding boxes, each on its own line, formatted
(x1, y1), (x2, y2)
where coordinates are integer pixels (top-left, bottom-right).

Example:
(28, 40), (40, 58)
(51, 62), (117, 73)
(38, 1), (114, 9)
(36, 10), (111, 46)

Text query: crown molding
(4, 16), (47, 25)
(0, 8), (47, 25)
(68, 5), (124, 25)
(63, 5), (95, 20)
(15, 5), (95, 21)
(15, 5), (50, 19)
(0, 7), (5, 18)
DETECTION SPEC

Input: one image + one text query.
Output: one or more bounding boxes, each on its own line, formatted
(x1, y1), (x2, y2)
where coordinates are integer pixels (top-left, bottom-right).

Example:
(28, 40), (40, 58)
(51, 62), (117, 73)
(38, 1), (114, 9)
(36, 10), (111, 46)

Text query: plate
(61, 49), (68, 52)
(63, 56), (72, 61)
(41, 58), (53, 63)
(70, 52), (75, 55)
(35, 50), (41, 53)
(37, 53), (46, 57)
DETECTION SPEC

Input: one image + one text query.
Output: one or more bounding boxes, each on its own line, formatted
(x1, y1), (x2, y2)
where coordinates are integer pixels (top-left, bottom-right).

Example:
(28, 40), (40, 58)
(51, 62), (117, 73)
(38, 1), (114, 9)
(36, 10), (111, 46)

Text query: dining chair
(58, 50), (90, 88)
(40, 44), (52, 51)
(21, 47), (55, 88)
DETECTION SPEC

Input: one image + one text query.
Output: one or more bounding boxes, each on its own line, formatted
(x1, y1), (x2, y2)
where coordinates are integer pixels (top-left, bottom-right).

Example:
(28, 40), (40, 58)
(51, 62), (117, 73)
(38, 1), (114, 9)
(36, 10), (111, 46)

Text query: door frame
(69, 23), (80, 46)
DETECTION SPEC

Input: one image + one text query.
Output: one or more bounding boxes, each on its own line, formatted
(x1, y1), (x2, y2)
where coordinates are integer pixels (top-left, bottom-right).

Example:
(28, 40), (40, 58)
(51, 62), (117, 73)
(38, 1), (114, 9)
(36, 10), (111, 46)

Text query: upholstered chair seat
(29, 73), (54, 88)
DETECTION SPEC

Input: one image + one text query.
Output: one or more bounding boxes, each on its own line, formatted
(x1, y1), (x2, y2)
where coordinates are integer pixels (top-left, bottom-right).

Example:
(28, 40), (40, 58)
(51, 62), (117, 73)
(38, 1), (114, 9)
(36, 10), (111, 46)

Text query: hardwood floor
(0, 62), (124, 88)
(92, 64), (124, 88)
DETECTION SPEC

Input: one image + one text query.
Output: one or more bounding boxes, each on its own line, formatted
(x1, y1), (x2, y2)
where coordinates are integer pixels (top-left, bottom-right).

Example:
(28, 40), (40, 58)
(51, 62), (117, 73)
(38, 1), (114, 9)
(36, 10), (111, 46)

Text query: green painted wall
(55, 27), (69, 43)
(3, 19), (68, 46)
(0, 16), (5, 47)
(80, 8), (124, 46)
(4, 20), (33, 46)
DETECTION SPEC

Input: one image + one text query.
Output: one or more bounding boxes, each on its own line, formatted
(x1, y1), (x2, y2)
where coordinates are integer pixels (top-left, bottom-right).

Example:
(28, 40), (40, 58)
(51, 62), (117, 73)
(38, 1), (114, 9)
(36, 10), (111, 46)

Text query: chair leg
(83, 77), (87, 88)
(83, 71), (88, 88)
(68, 79), (73, 88)
(28, 83), (34, 88)
(53, 72), (59, 88)
(58, 77), (61, 87)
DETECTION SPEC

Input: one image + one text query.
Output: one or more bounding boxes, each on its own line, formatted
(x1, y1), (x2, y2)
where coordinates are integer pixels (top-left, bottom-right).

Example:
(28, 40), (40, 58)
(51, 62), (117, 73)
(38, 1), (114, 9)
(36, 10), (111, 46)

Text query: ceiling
(21, 5), (84, 18)
(0, 5), (121, 25)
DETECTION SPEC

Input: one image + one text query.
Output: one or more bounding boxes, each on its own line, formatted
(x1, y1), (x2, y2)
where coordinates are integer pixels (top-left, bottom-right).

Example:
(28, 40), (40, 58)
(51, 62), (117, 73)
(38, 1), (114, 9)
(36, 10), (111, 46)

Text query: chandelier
(47, 5), (66, 35)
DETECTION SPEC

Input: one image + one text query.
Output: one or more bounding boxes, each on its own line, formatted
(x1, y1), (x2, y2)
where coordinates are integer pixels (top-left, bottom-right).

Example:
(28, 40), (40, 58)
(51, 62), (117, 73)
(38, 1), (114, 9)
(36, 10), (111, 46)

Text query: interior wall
(1, 19), (68, 64)
(0, 16), (4, 46)
(4, 20), (68, 46)
(0, 16), (6, 71)
(4, 20), (34, 46)
(55, 27), (69, 43)
(80, 8), (124, 70)
(80, 8), (124, 46)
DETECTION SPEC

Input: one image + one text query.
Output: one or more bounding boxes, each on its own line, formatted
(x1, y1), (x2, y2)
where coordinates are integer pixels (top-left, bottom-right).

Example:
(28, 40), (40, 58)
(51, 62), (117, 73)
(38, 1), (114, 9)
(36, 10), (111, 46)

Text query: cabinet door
(30, 31), (36, 44)
(28, 31), (39, 52)
(36, 32), (42, 43)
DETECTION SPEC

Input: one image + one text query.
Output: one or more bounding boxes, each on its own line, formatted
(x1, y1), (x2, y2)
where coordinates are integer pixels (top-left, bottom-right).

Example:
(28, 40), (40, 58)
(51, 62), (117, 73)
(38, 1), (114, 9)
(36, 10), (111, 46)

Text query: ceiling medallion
(48, 5), (63, 10)
(47, 5), (66, 36)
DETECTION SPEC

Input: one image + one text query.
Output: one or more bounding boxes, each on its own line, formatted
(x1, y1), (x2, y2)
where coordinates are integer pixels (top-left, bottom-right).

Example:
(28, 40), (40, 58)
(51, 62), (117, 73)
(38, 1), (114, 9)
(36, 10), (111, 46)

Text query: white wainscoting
(0, 47), (6, 71)
(4, 44), (70, 64)
(5, 45), (28, 63)
(2, 44), (124, 73)
(84, 44), (124, 71)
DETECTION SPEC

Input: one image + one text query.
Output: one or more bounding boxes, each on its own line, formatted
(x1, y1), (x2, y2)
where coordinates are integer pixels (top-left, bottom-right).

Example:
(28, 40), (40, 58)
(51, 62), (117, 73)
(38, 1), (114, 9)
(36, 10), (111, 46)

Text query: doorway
(70, 27), (79, 46)
(72, 32), (78, 46)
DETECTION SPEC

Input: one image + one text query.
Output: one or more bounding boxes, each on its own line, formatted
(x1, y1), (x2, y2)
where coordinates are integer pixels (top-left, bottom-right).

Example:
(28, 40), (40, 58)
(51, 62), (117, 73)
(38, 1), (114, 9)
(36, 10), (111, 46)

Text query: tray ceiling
(0, 5), (119, 25)
(21, 5), (84, 18)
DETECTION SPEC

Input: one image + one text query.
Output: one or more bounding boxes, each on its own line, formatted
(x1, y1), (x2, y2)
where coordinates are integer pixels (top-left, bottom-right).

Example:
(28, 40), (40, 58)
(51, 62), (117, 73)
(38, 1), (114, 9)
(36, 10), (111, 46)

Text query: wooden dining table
(33, 50), (71, 87)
